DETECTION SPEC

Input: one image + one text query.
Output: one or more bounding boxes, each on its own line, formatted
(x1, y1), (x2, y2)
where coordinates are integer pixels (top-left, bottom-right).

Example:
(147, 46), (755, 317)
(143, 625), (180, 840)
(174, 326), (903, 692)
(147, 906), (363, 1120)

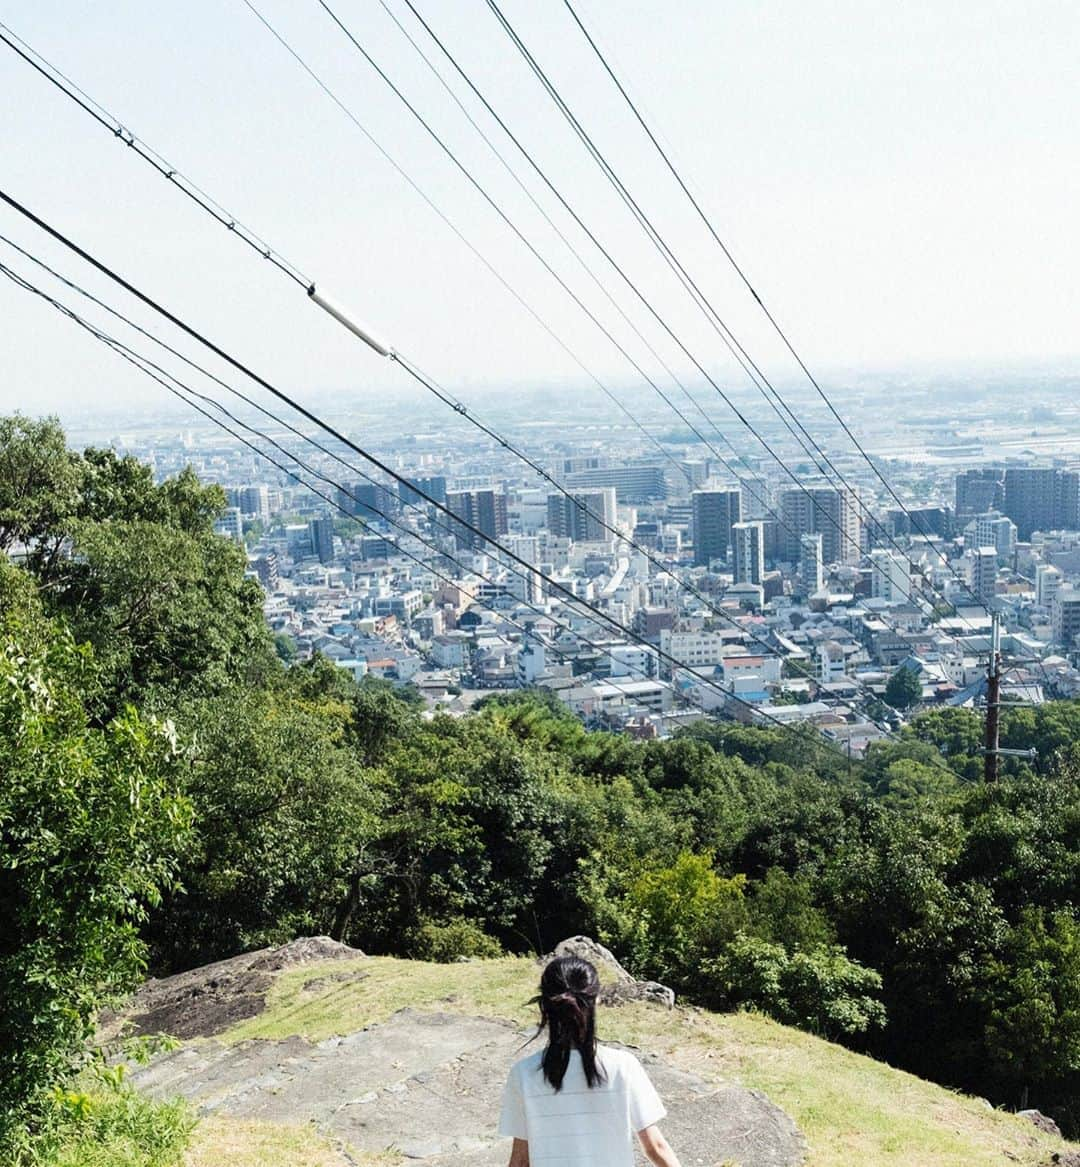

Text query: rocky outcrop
(541, 935), (676, 1008)
(130, 1008), (805, 1166)
(108, 936), (364, 1040)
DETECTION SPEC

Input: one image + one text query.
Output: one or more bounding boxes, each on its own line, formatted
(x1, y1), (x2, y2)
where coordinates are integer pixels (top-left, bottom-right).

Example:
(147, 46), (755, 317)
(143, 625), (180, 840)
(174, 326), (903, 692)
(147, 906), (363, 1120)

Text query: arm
(507, 1137), (529, 1167)
(637, 1124), (682, 1167)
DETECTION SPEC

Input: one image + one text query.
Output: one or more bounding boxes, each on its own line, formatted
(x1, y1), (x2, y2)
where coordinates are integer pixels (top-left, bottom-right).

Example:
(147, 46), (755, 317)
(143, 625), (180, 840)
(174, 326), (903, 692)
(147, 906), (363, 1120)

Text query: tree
(146, 680), (377, 971)
(0, 560), (191, 1133)
(0, 415), (81, 568)
(885, 665), (922, 710)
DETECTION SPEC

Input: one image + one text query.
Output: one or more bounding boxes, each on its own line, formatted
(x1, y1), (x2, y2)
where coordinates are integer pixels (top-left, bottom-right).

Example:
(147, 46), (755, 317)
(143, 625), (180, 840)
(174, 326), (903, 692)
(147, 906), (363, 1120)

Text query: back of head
(536, 955), (604, 1091)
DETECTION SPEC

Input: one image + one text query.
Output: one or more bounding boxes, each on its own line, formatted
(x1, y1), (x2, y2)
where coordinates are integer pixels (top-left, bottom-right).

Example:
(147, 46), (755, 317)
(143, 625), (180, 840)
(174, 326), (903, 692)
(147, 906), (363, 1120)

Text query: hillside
(113, 941), (1076, 1167)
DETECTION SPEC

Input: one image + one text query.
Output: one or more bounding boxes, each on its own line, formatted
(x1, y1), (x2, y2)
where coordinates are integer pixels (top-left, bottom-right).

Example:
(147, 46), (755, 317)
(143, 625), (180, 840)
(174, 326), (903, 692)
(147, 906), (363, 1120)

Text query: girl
(498, 954), (683, 1167)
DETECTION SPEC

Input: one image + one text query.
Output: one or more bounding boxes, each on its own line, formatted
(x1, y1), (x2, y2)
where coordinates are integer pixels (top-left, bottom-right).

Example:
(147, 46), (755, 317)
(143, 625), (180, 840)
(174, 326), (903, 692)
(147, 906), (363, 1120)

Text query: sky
(0, 0), (1078, 421)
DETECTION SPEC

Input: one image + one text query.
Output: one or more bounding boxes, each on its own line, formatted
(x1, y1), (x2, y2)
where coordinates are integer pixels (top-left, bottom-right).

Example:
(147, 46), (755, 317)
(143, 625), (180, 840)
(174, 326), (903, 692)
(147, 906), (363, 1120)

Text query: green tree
(885, 665), (922, 710)
(0, 561), (191, 1133)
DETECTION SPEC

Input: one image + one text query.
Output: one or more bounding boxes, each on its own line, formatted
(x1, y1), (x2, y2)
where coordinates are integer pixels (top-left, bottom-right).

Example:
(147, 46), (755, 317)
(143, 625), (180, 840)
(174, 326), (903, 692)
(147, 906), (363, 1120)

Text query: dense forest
(4, 414), (1080, 1158)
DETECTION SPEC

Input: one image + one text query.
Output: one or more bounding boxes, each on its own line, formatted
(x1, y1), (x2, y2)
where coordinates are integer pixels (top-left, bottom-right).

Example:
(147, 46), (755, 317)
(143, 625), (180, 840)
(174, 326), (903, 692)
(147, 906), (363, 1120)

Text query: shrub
(702, 935), (886, 1041)
(404, 916), (504, 962)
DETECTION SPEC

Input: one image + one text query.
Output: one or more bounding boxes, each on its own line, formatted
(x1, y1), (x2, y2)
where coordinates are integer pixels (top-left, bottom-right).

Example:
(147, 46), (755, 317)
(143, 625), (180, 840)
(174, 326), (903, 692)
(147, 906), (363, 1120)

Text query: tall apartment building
(966, 512), (1017, 561)
(398, 475), (448, 508)
(1036, 563), (1064, 609)
(691, 488), (741, 567)
(253, 551), (279, 592)
(777, 485), (861, 565)
(739, 476), (773, 521)
(337, 481), (400, 523)
(1052, 588), (1080, 649)
(213, 506), (243, 543)
(564, 463), (667, 503)
(546, 488), (617, 543)
(239, 484), (270, 522)
(955, 468), (1004, 518)
(870, 549), (913, 603)
(965, 546), (998, 604)
(308, 516), (335, 565)
(799, 533), (824, 594)
(1003, 468), (1080, 539)
(732, 520), (765, 585)
(446, 488), (509, 552)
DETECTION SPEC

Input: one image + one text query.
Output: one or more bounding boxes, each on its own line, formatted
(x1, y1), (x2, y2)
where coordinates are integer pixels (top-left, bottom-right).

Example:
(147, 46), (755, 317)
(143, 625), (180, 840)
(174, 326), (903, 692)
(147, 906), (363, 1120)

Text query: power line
(0, 188), (841, 742)
(552, 0), (993, 617)
(0, 24), (835, 684)
(0, 20), (310, 289)
(391, 0), (969, 623)
(0, 248), (723, 717)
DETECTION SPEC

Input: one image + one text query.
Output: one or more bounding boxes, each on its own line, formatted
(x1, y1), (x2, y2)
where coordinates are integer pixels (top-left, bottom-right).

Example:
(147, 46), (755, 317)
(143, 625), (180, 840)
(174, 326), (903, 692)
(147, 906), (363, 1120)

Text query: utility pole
(983, 613), (1002, 783)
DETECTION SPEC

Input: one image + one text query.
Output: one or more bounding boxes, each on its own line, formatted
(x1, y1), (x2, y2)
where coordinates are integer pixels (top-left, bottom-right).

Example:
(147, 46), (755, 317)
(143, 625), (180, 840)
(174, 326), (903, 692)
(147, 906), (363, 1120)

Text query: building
(398, 474), (448, 508)
(446, 489), (509, 552)
(1003, 468), (1080, 540)
(965, 546), (998, 604)
(777, 484), (862, 565)
(338, 481), (400, 523)
(546, 488), (617, 543)
(732, 520), (765, 585)
(870, 549), (913, 603)
(1052, 588), (1080, 649)
(955, 468), (1004, 518)
(239, 484), (270, 522)
(799, 533), (824, 594)
(692, 488), (741, 567)
(564, 463), (667, 503)
(213, 506), (243, 543)
(608, 643), (660, 680)
(739, 476), (773, 521)
(1036, 563), (1064, 609)
(967, 511), (1017, 561)
(308, 516), (335, 565)
(253, 552), (279, 592)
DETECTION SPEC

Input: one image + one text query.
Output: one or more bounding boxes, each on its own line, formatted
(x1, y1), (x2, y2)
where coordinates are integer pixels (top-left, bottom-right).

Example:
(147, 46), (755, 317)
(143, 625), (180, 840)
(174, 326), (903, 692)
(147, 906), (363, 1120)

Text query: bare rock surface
(112, 936), (363, 1040)
(130, 1007), (804, 1166)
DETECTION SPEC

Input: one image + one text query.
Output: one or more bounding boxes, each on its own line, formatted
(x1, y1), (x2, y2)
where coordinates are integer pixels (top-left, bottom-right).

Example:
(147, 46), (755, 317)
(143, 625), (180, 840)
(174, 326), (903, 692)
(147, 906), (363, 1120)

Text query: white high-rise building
(732, 520), (765, 585)
(1036, 563), (1064, 610)
(799, 533), (824, 594)
(213, 506), (243, 543)
(871, 549), (913, 603)
(965, 546), (998, 603)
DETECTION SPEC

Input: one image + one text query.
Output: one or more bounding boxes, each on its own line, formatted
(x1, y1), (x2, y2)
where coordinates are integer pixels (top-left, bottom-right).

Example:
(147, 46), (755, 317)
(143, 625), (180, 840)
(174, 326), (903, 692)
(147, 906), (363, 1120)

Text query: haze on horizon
(1, 0), (1077, 420)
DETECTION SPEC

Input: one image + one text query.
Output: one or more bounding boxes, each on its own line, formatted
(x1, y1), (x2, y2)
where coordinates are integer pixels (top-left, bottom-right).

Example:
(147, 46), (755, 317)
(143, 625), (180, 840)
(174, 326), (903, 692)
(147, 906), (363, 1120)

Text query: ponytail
(535, 956), (605, 1091)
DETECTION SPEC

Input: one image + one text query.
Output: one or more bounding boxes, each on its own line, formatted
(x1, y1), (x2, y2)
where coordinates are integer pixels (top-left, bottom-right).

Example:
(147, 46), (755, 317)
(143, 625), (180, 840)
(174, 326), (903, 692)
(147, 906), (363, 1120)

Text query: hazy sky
(1, 0), (1077, 421)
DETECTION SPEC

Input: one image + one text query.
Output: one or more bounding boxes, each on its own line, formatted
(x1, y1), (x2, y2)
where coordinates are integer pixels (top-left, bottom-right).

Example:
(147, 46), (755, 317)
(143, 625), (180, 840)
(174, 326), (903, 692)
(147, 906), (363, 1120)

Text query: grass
(223, 954), (1070, 1167)
(183, 1118), (361, 1167)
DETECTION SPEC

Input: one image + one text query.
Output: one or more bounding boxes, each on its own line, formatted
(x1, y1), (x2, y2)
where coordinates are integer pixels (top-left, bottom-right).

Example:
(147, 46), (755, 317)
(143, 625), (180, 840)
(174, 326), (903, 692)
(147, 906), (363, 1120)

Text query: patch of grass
(183, 1118), (353, 1167)
(222, 954), (1070, 1167)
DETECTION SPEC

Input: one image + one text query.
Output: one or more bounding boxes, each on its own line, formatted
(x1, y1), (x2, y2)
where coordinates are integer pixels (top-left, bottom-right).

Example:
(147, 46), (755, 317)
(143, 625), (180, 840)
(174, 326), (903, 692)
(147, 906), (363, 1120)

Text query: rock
(600, 980), (676, 1009)
(1021, 1109), (1063, 1138)
(1047, 1153), (1080, 1167)
(541, 936), (676, 1007)
(128, 1009), (805, 1166)
(107, 937), (365, 1040)
(541, 936), (635, 983)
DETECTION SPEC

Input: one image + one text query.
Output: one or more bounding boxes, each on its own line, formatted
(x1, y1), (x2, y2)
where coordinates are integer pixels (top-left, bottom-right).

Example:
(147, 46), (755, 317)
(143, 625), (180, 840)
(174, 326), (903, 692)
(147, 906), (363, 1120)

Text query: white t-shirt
(498, 1046), (667, 1166)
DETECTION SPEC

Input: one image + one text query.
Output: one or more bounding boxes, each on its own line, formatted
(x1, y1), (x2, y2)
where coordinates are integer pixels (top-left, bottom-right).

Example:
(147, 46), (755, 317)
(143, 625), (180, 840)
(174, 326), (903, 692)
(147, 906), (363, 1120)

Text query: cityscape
(88, 365), (1080, 758)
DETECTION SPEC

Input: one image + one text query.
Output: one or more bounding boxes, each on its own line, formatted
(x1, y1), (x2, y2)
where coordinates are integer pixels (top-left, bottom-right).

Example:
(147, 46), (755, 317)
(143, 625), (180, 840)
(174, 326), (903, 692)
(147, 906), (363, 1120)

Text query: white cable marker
(307, 284), (393, 357)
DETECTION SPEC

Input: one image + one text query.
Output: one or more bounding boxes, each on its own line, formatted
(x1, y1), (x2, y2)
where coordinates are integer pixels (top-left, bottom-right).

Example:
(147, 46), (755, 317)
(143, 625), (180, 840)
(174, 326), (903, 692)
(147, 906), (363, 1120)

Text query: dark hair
(534, 955), (605, 1092)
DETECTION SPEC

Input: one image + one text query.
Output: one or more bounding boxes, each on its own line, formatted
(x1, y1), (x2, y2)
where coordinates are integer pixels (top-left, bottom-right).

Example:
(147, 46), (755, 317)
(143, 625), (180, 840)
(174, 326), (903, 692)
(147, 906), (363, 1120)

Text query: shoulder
(507, 1049), (544, 1082)
(598, 1045), (645, 1079)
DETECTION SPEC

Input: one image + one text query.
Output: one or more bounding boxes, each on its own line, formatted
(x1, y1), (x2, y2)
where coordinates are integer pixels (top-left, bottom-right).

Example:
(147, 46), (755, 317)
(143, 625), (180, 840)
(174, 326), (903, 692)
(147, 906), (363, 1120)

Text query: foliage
(885, 664), (922, 710)
(702, 935), (886, 1041)
(0, 567), (191, 1136)
(403, 916), (504, 962)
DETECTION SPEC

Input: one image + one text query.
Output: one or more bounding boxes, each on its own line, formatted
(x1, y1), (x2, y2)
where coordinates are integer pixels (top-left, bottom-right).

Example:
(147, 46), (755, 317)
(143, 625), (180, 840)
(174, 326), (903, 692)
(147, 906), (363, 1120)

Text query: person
(498, 954), (683, 1167)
